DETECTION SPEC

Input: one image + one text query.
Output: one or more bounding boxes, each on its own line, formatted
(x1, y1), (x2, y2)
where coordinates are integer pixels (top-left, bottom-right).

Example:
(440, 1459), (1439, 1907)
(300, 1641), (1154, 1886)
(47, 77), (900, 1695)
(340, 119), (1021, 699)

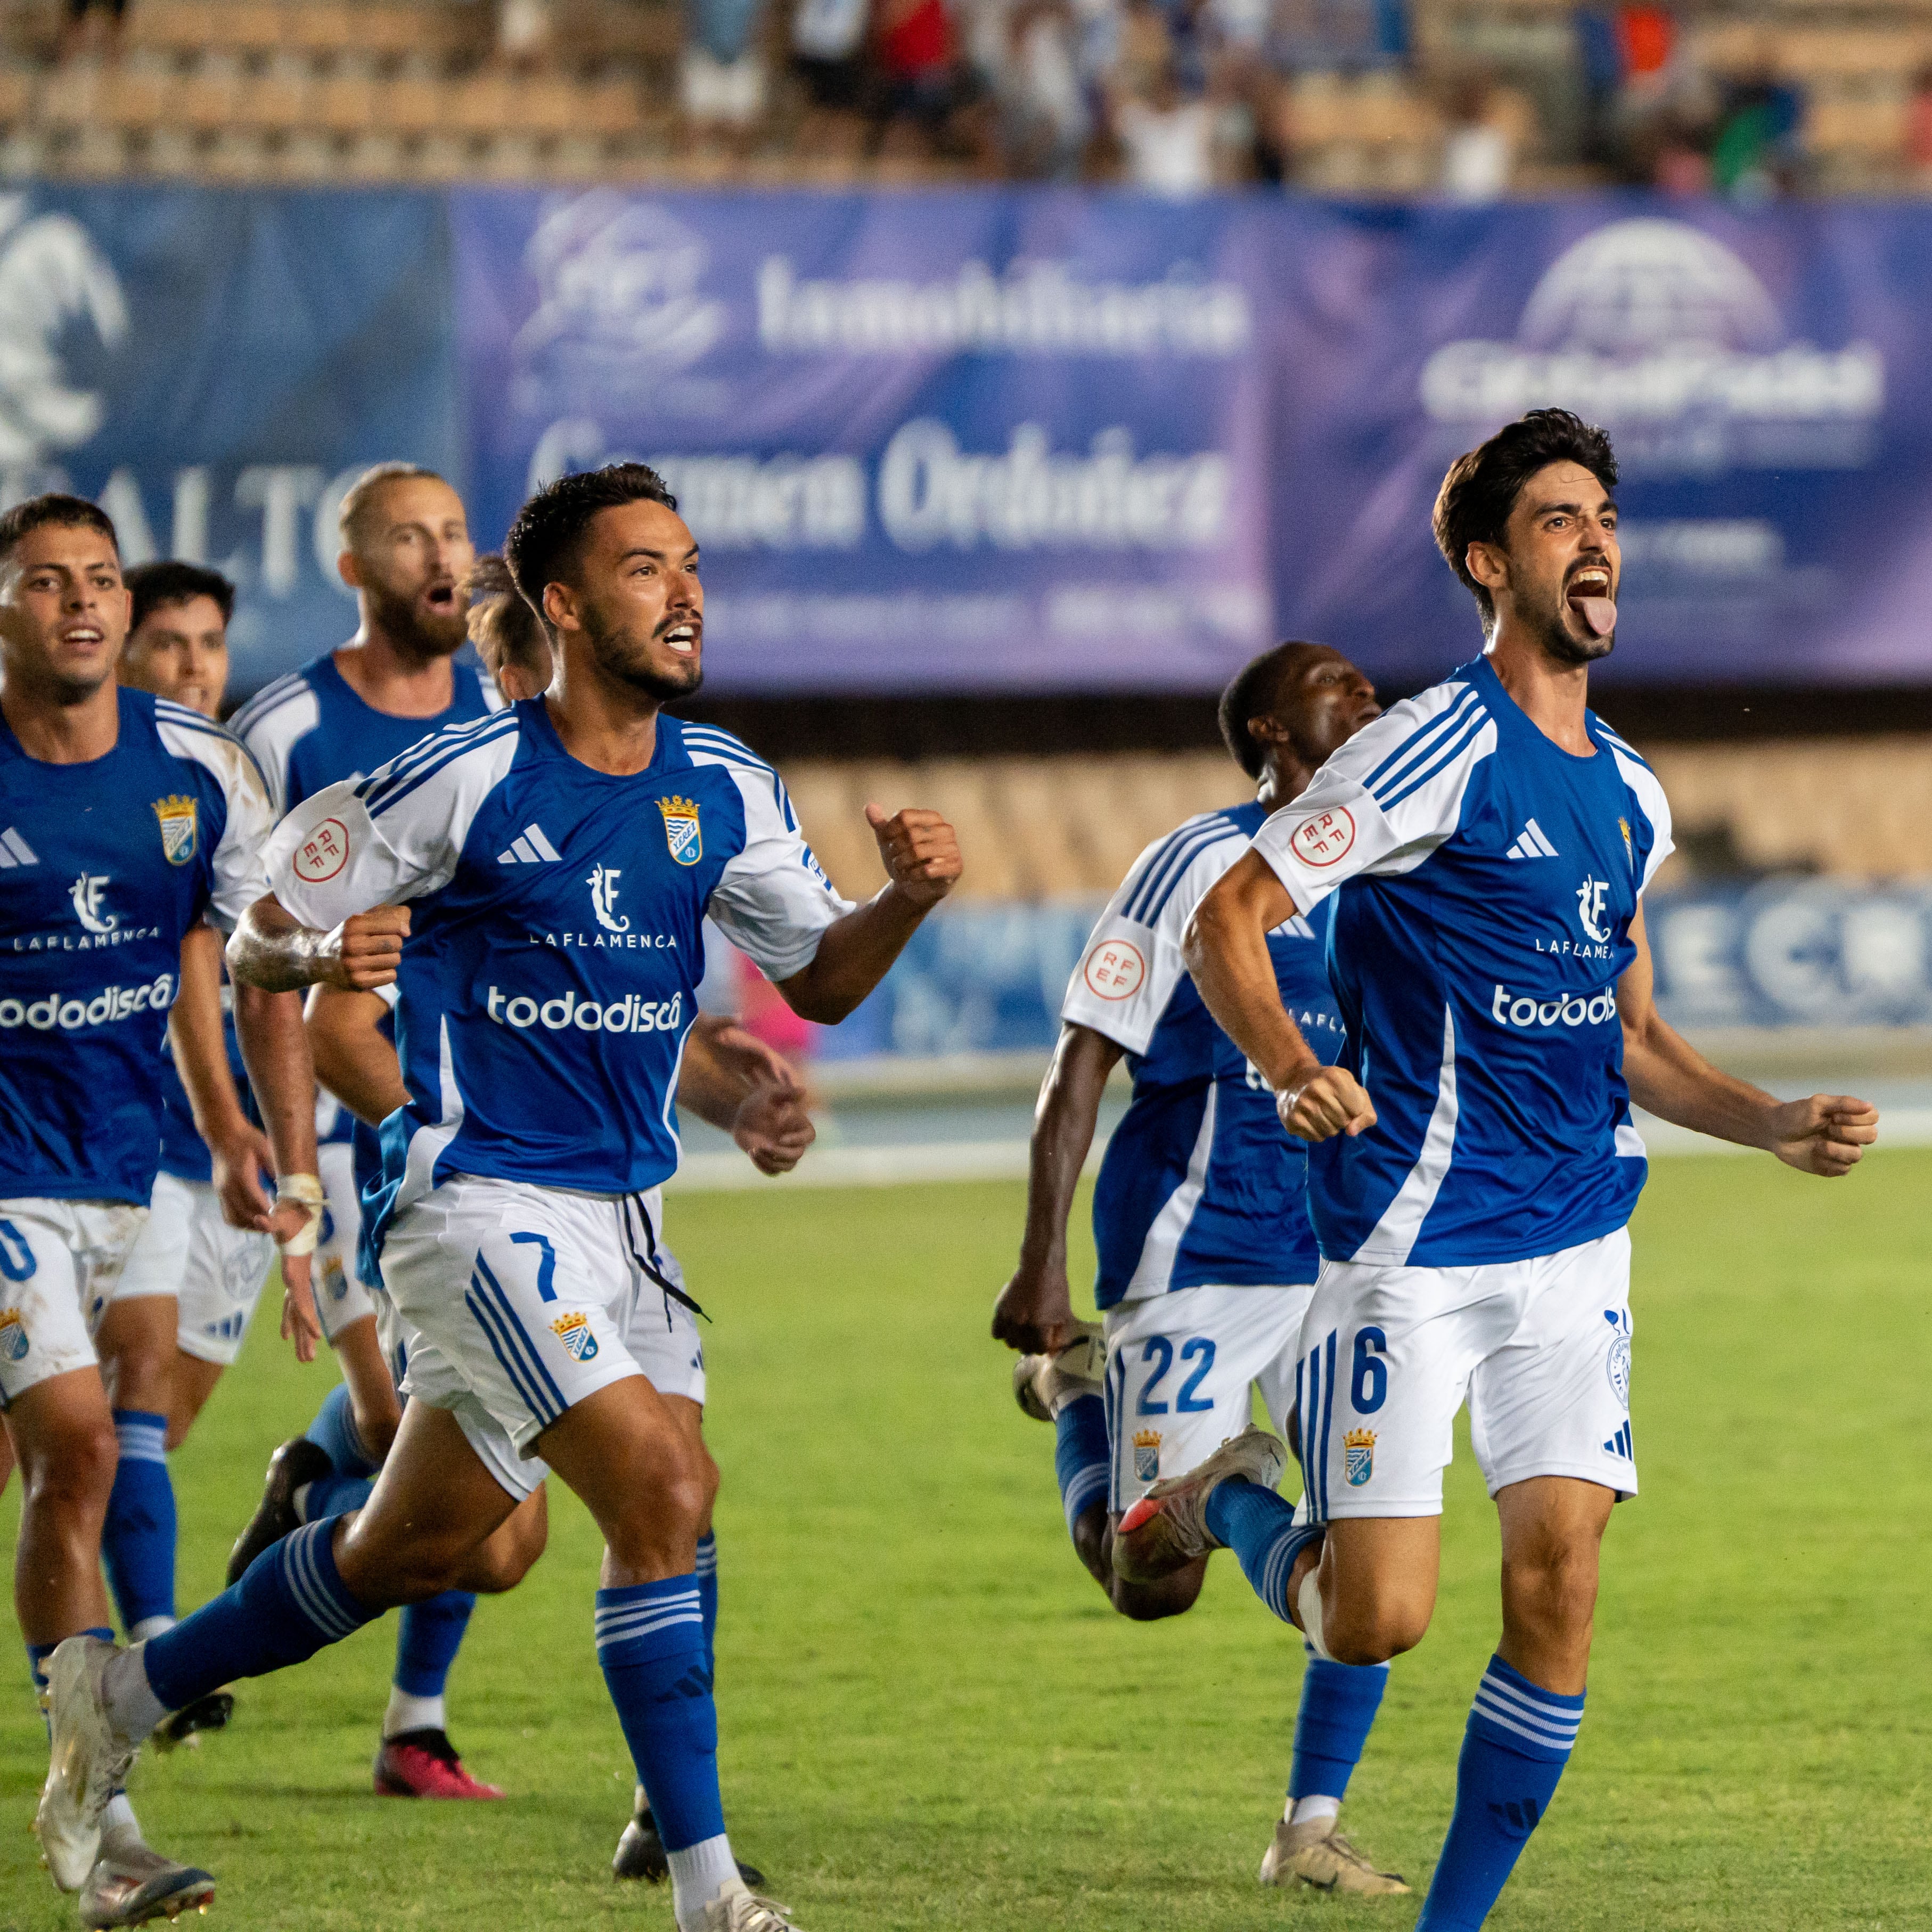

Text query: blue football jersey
(1252, 653), (1674, 1269)
(260, 704), (852, 1253)
(231, 650), (499, 1144)
(1063, 798), (1346, 1309)
(0, 690), (276, 1204)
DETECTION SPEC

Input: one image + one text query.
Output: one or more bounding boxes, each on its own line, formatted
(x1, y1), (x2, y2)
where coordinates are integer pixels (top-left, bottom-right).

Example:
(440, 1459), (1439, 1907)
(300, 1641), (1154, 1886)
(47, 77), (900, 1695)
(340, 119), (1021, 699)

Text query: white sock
(100, 1791), (139, 1839)
(383, 1688), (446, 1739)
(668, 1833), (742, 1928)
(101, 1644), (168, 1743)
(1296, 1568), (1333, 1661)
(291, 1482), (313, 1524)
(128, 1615), (174, 1644)
(1290, 1793), (1341, 1827)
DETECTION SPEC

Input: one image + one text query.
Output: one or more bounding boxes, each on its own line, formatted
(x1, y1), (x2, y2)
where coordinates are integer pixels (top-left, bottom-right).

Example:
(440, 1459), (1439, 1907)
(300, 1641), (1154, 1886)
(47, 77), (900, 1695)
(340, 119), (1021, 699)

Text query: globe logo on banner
(1418, 217), (1883, 473)
(0, 195), (128, 464)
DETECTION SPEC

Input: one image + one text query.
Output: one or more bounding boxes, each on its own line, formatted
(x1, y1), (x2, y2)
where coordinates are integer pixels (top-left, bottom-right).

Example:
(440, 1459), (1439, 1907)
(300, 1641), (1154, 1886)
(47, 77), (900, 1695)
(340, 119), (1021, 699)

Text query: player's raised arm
(993, 1021), (1123, 1355)
(1616, 904), (1879, 1175)
(1186, 853), (1374, 1142)
(769, 802), (961, 1022)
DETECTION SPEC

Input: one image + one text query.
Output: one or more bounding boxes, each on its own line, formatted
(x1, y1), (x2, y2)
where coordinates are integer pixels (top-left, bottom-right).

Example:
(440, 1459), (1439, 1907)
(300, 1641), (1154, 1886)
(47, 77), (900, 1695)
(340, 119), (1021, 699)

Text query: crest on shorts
(1133, 1428), (1161, 1484)
(151, 794), (198, 865)
(658, 795), (701, 867)
(1344, 1427), (1376, 1487)
(551, 1311), (599, 1362)
(0, 1309), (27, 1363)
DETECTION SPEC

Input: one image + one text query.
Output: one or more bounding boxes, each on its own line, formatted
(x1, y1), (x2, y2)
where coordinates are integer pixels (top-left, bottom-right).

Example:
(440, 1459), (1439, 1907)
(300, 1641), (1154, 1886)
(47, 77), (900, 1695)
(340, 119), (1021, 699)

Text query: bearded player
(225, 462), (510, 1796)
(1115, 409), (1880, 1930)
(994, 641), (1406, 1894)
(40, 462), (961, 1932)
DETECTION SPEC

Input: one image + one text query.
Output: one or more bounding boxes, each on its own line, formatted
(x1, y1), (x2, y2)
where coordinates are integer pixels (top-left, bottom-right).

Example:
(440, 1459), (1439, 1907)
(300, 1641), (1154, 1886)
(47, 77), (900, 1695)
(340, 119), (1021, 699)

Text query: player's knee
(20, 1412), (118, 1516)
(353, 1393), (401, 1462)
(1502, 1542), (1599, 1644)
(1108, 1566), (1205, 1622)
(1324, 1596), (1429, 1666)
(465, 1500), (549, 1594)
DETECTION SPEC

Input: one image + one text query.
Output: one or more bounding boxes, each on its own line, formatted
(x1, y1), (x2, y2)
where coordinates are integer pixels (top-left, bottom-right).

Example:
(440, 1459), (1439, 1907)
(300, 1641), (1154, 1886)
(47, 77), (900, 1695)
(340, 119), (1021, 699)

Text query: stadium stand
(779, 736), (1932, 902)
(4, 0), (1932, 190)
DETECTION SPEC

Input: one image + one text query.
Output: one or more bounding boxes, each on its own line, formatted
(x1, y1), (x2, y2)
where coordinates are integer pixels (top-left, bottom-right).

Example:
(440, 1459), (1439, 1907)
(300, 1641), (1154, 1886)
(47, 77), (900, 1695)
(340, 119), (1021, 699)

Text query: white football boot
(37, 1636), (141, 1893)
(699, 1887), (798, 1930)
(80, 1823), (216, 1927)
(1111, 1424), (1288, 1581)
(1259, 1813), (1410, 1895)
(1012, 1322), (1106, 1422)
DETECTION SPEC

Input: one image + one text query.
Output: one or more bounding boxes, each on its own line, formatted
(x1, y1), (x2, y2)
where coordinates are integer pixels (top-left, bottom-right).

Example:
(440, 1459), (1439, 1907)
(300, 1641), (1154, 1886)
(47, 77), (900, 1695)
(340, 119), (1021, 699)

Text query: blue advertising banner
(0, 187), (459, 693)
(452, 187), (1281, 694)
(454, 189), (1932, 695)
(819, 881), (1932, 1060)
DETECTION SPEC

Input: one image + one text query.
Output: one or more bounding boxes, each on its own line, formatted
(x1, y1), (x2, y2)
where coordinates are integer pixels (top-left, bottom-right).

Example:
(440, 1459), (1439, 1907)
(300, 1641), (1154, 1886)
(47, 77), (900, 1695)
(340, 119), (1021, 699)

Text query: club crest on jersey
(551, 1311), (599, 1362)
(151, 794), (198, 865)
(1132, 1428), (1161, 1483)
(1618, 817), (1634, 867)
(1344, 1428), (1376, 1487)
(658, 795), (702, 867)
(0, 1309), (25, 1362)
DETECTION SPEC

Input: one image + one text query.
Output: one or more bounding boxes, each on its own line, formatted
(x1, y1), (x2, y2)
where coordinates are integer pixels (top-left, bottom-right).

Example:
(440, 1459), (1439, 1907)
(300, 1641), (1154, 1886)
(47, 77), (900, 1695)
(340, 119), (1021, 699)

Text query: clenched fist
(322, 904), (411, 990)
(866, 805), (962, 911)
(1276, 1065), (1377, 1143)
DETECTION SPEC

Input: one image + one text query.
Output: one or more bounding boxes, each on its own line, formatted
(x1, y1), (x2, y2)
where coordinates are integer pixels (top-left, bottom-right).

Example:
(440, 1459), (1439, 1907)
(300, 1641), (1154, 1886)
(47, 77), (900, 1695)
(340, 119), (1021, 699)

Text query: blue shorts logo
(1132, 1428), (1160, 1483)
(0, 1310), (26, 1362)
(551, 1311), (599, 1362)
(1344, 1427), (1376, 1486)
(658, 795), (702, 866)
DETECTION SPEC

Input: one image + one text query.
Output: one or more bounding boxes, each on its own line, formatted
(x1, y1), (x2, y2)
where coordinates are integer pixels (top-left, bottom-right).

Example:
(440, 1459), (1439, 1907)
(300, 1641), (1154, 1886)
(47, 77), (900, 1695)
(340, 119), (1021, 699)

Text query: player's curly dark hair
(504, 463), (680, 633)
(126, 560), (236, 632)
(463, 552), (549, 685)
(1217, 641), (1331, 780)
(1432, 409), (1618, 627)
(0, 493), (118, 567)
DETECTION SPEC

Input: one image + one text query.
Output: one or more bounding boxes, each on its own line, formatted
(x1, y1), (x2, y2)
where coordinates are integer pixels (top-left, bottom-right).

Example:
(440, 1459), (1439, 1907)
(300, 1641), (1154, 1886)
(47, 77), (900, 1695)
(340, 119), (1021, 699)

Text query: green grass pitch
(4, 1149), (1928, 1930)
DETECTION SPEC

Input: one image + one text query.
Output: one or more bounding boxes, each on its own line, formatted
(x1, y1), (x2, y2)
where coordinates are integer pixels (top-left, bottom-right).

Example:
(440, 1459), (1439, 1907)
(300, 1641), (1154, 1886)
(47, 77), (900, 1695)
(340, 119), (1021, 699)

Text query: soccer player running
(1113, 409), (1880, 1930)
(40, 462), (962, 1932)
(1, 498), (317, 1927)
(225, 460), (508, 1797)
(994, 640), (1407, 1895)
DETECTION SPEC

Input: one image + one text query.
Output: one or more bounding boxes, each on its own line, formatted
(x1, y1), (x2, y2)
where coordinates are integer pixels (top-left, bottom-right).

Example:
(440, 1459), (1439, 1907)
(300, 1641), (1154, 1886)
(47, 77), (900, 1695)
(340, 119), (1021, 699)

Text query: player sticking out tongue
(1566, 563), (1615, 638)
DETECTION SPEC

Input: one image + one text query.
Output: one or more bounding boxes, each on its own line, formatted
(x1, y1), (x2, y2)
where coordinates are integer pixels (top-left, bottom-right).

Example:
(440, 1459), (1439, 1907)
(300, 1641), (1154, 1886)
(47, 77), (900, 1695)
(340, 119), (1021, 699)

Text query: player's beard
(1524, 576), (1614, 668)
(585, 604), (703, 705)
(364, 579), (467, 662)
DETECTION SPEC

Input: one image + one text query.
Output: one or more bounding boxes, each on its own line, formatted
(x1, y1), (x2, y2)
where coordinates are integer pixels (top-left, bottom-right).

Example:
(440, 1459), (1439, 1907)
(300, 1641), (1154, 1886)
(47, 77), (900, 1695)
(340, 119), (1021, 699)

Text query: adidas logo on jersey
(1505, 818), (1559, 859)
(497, 823), (563, 865)
(0, 826), (40, 869)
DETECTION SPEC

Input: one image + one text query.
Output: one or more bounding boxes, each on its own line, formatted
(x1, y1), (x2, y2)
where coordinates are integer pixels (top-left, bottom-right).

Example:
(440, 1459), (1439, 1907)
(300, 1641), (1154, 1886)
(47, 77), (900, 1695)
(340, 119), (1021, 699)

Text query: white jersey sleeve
(1595, 725), (1676, 894)
(154, 701), (278, 932)
(1061, 811), (1253, 1056)
(682, 727), (854, 983)
(1251, 677), (1497, 916)
(264, 713), (521, 930)
(230, 670), (318, 819)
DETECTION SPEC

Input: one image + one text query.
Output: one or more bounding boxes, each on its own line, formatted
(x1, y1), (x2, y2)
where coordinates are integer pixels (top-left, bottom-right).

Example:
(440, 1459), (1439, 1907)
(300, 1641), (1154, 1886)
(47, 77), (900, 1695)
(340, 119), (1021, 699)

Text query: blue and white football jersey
(0, 690), (276, 1204)
(260, 703), (852, 1250)
(1062, 798), (1346, 1309)
(232, 650), (499, 1145)
(1251, 653), (1674, 1270)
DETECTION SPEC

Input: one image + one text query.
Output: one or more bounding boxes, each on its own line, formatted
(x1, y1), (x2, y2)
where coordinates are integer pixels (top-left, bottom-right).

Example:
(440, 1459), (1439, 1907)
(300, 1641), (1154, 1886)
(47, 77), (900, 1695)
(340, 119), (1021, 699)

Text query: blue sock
(595, 1576), (724, 1853)
(300, 1472), (374, 1521)
(102, 1411), (176, 1638)
(142, 1518), (378, 1714)
(1414, 1655), (1585, 1931)
(1202, 1477), (1322, 1623)
(393, 1592), (475, 1700)
(305, 1381), (378, 1477)
(1054, 1394), (1109, 1540)
(694, 1532), (718, 1669)
(1290, 1647), (1389, 1802)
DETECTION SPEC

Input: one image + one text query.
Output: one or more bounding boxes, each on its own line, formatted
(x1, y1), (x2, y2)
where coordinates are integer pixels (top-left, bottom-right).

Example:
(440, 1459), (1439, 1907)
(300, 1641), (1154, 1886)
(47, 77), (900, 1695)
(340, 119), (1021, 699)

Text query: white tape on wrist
(276, 1173), (325, 1257)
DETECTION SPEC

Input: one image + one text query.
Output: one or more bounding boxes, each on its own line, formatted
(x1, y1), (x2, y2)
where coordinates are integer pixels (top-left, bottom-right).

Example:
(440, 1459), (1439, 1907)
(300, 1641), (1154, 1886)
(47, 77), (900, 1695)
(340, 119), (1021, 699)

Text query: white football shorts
(0, 1198), (147, 1405)
(1104, 1283), (1310, 1513)
(116, 1170), (276, 1365)
(314, 1141), (379, 1347)
(1296, 1225), (1635, 1521)
(378, 1173), (707, 1501)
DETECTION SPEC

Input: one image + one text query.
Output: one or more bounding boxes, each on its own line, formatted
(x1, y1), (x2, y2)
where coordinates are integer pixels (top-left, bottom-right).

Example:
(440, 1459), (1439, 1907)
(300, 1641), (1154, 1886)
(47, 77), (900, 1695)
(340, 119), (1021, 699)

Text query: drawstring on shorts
(619, 1192), (707, 1331)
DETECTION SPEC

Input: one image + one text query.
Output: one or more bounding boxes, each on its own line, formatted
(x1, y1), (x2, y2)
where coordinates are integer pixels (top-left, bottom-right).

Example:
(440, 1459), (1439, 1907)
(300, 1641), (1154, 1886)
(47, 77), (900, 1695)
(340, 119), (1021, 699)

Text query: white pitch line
(666, 1111), (1932, 1193)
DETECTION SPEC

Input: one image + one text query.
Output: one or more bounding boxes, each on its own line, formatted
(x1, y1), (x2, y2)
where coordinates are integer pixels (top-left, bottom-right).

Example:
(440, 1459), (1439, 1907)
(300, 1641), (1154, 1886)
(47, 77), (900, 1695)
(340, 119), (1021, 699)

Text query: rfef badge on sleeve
(658, 795), (701, 866)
